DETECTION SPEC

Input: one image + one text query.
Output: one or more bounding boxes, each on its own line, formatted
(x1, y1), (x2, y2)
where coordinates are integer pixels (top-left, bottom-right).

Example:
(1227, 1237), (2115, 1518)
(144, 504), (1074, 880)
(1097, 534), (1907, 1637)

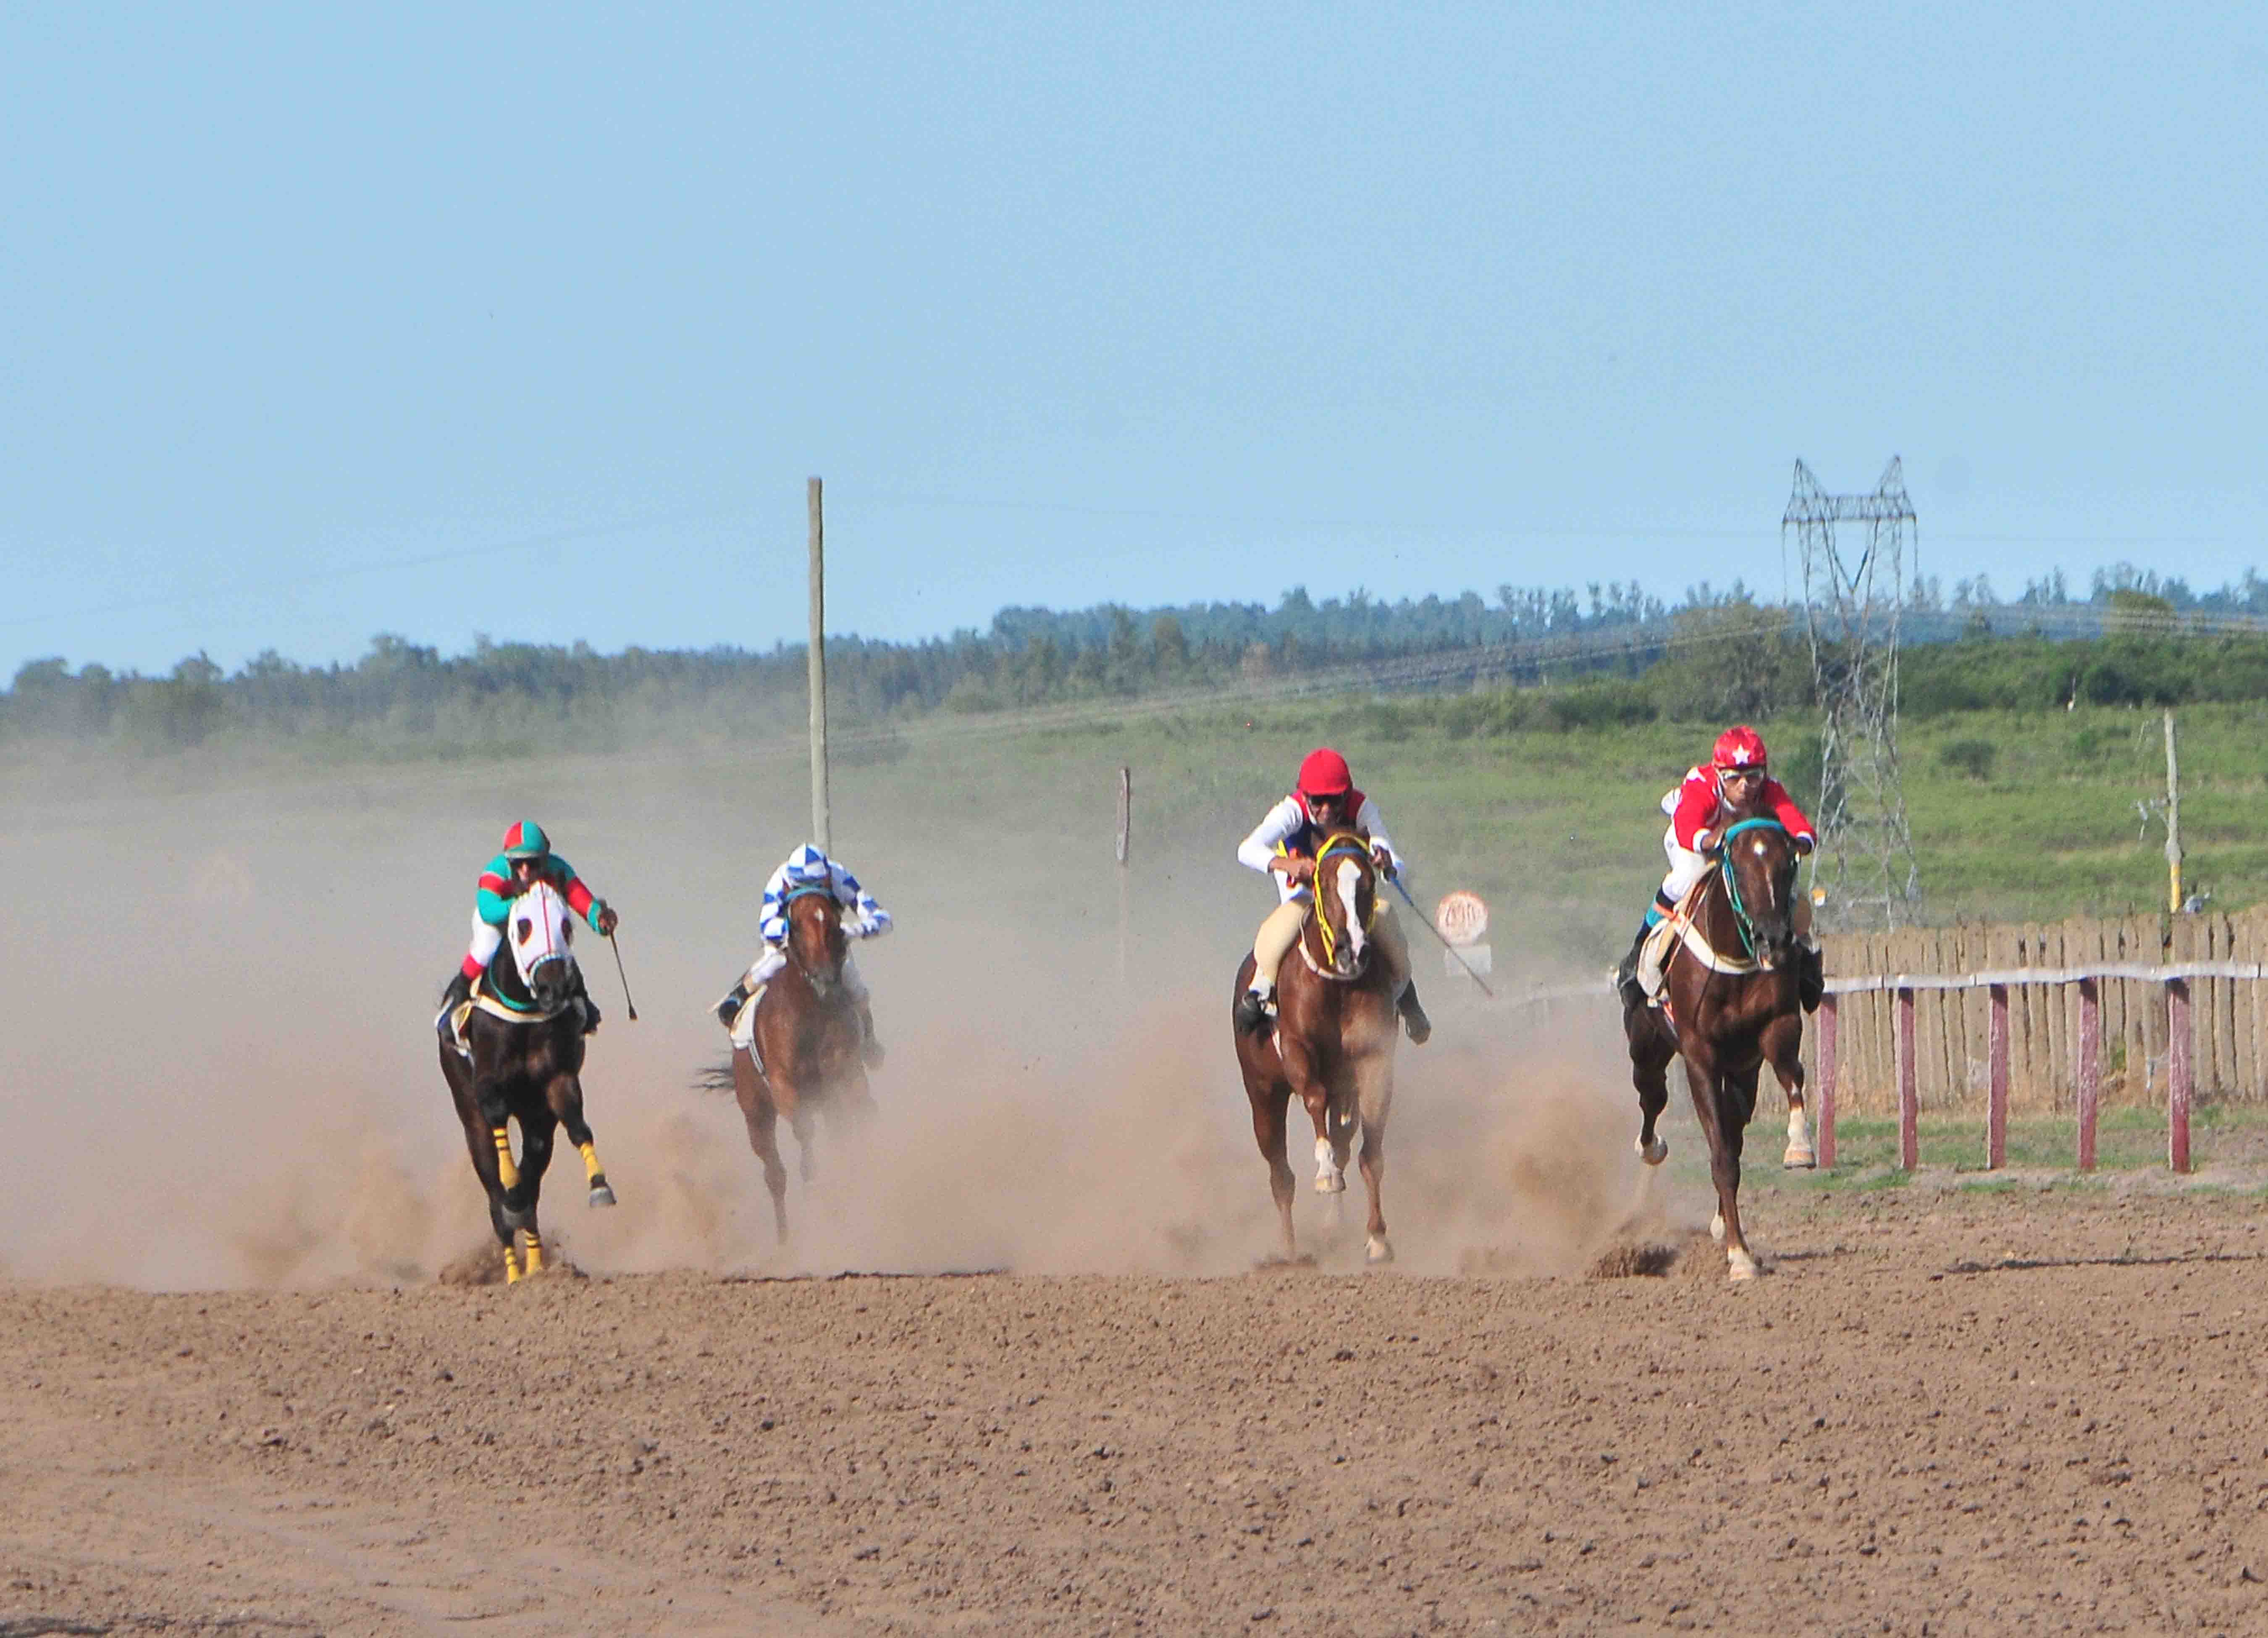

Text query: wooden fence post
(1816, 995), (1838, 1170)
(1987, 983), (2009, 1170)
(1898, 986), (1919, 1170)
(2168, 978), (2192, 1173)
(2076, 977), (2100, 1172)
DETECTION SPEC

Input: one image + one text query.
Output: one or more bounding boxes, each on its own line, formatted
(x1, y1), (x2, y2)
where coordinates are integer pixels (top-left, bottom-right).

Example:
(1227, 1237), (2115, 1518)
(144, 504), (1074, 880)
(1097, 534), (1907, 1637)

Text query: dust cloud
(0, 743), (1708, 1289)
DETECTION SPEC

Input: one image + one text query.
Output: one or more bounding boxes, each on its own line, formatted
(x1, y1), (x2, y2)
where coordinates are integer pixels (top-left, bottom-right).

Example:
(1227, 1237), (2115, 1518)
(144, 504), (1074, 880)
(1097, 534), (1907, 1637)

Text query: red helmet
(1296, 747), (1353, 797)
(1712, 725), (1767, 772)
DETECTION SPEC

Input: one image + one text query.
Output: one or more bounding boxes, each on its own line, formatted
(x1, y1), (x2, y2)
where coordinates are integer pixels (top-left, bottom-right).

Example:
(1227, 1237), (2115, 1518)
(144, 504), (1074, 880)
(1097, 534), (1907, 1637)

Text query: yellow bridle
(1306, 833), (1380, 971)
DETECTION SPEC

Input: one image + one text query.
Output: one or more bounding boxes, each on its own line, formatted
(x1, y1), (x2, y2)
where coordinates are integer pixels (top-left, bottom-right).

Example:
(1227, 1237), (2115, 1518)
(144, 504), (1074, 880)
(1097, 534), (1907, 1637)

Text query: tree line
(7, 561), (2268, 752)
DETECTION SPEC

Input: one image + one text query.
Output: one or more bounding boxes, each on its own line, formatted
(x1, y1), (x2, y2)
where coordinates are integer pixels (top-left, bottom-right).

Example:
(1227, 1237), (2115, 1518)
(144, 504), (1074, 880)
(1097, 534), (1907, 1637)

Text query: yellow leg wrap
(522, 1232), (544, 1276)
(578, 1139), (603, 1183)
(503, 1242), (522, 1284)
(492, 1126), (519, 1191)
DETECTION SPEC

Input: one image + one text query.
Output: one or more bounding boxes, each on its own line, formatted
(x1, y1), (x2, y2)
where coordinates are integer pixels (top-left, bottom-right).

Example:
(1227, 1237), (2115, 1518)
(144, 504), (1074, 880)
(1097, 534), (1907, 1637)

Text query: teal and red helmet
(501, 820), (551, 860)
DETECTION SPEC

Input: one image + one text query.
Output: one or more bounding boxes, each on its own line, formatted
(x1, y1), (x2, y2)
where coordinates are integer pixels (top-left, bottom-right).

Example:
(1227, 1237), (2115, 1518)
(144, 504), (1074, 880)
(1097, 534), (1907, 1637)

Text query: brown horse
(1622, 817), (1809, 1280)
(1234, 830), (1402, 1265)
(728, 886), (876, 1243)
(437, 880), (617, 1283)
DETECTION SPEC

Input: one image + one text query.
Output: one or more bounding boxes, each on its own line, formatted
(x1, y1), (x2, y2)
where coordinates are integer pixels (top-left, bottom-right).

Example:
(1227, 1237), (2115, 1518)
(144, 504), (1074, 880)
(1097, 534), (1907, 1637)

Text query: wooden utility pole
(808, 477), (830, 853)
(1116, 766), (1131, 989)
(2163, 708), (2182, 914)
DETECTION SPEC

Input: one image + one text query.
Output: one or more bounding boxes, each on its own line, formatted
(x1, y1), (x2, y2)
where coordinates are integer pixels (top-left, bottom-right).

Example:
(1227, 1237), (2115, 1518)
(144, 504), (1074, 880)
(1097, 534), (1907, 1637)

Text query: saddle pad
(449, 976), (578, 1056)
(1635, 875), (1706, 1000)
(730, 984), (770, 1071)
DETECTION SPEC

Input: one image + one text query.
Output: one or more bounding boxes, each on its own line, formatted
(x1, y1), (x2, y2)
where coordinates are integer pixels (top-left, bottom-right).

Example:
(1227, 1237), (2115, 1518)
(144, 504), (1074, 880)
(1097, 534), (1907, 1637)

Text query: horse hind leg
(1630, 1032), (1672, 1167)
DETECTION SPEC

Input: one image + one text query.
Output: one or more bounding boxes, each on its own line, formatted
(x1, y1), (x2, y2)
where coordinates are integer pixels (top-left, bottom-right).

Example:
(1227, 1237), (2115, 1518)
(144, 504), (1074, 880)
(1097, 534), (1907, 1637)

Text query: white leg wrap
(1313, 1135), (1344, 1193)
(1709, 1211), (1726, 1245)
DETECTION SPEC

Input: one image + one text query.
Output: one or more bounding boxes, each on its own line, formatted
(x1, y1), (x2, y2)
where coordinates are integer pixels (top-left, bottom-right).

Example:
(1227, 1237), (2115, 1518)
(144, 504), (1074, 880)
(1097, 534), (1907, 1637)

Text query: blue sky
(4, 4), (2263, 679)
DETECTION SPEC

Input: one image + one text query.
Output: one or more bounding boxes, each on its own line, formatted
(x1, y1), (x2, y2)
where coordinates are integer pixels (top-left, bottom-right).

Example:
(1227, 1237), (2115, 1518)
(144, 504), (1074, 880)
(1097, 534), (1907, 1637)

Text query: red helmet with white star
(1712, 725), (1767, 772)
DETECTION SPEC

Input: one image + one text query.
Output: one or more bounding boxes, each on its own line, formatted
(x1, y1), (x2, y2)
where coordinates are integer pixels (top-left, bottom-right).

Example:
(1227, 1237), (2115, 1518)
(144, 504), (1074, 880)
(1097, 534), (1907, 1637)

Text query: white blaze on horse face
(1334, 858), (1366, 969)
(508, 879), (578, 992)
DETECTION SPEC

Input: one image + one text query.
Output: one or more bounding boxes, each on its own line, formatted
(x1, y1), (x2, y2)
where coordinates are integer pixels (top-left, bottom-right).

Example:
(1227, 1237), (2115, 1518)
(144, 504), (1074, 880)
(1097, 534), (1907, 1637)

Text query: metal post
(2076, 977), (2100, 1172)
(807, 476), (830, 853)
(1898, 986), (1919, 1170)
(1987, 984), (2009, 1170)
(1816, 995), (1838, 1169)
(2168, 977), (2192, 1173)
(1116, 766), (1131, 990)
(2164, 709), (2182, 914)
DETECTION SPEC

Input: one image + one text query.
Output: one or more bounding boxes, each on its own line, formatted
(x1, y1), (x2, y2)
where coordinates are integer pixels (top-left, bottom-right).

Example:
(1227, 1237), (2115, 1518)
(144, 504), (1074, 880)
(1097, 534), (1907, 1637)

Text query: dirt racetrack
(8, 1186), (2268, 1637)
(8, 750), (2268, 1633)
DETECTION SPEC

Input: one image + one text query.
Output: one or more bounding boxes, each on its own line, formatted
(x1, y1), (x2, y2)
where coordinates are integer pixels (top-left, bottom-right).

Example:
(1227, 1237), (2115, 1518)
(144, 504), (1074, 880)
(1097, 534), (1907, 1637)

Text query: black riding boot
(714, 982), (750, 1031)
(572, 969), (601, 1034)
(436, 971), (472, 1045)
(1396, 979), (1433, 1045)
(1234, 987), (1273, 1034)
(1615, 922), (1652, 1012)
(857, 1003), (886, 1070)
(1798, 942), (1825, 1013)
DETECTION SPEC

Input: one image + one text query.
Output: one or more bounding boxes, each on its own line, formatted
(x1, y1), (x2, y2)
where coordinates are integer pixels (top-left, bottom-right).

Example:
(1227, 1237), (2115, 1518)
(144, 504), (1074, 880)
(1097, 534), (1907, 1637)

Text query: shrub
(1939, 738), (1998, 780)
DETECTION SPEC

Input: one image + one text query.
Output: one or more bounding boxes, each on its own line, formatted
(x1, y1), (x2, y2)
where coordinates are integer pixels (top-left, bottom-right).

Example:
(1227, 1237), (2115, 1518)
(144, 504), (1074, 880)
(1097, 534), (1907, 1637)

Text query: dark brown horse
(1234, 830), (1402, 1265)
(437, 880), (617, 1283)
(729, 886), (876, 1243)
(1622, 817), (1809, 1280)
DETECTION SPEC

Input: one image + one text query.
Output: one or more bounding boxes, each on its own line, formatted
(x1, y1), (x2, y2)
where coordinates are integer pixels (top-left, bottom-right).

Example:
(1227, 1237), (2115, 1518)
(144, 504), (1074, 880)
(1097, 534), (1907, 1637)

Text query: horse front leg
(1763, 1012), (1813, 1169)
(1245, 1076), (1298, 1263)
(1684, 1049), (1757, 1281)
(547, 1070), (617, 1207)
(1353, 1049), (1395, 1266)
(512, 1112), (556, 1275)
(730, 1049), (791, 1244)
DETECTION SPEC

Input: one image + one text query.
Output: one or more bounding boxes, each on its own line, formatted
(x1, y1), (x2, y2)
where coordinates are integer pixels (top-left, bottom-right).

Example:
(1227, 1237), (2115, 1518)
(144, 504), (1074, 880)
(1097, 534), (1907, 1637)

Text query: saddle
(445, 972), (583, 1058)
(1634, 867), (1760, 1002)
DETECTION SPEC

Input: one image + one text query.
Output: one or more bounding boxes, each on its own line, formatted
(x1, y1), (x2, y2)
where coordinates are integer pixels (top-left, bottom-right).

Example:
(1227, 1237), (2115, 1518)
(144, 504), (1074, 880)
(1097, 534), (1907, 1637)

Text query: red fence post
(2076, 977), (2100, 1173)
(1987, 983), (2009, 1170)
(1816, 994), (1838, 1170)
(2168, 978), (2192, 1174)
(1898, 986), (1918, 1171)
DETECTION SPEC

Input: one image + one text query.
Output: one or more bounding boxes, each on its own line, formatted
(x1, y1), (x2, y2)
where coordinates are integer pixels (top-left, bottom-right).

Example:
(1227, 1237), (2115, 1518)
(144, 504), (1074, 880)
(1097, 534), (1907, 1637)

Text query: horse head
(1310, 830), (1379, 980)
(784, 886), (848, 997)
(505, 879), (580, 1013)
(1716, 818), (1800, 971)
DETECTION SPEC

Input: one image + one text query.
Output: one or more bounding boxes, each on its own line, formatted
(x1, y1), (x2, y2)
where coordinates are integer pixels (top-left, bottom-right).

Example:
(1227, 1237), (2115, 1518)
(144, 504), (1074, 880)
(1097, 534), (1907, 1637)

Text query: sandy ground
(7, 750), (2268, 1633)
(8, 1190), (2268, 1636)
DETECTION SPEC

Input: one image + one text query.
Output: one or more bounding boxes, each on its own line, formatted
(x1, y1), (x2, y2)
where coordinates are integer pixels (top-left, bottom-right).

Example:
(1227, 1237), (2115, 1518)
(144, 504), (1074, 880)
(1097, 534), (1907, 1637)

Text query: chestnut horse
(1622, 816), (1809, 1280)
(437, 879), (617, 1282)
(1234, 830), (1402, 1265)
(728, 886), (876, 1242)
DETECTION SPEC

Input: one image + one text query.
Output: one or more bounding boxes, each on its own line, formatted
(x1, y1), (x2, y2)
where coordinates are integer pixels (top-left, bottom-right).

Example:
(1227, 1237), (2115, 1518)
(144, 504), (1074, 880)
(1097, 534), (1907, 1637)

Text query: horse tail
(693, 1059), (738, 1097)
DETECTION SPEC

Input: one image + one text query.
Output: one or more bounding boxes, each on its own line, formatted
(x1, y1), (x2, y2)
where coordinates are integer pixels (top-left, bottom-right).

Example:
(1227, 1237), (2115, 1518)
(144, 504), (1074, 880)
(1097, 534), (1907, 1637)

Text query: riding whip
(606, 931), (640, 1021)
(1389, 874), (1495, 998)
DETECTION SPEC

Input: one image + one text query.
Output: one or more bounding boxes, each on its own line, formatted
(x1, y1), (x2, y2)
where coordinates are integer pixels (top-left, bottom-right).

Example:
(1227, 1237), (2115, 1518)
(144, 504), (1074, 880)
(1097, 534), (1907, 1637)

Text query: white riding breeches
(740, 945), (869, 1003)
(1659, 825), (1709, 906)
(465, 909), (504, 971)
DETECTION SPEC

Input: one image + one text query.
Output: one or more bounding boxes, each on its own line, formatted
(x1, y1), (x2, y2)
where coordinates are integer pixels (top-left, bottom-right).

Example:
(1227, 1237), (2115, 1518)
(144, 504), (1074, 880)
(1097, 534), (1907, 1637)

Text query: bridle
(780, 883), (844, 987)
(1712, 817), (1794, 961)
(1307, 832), (1379, 977)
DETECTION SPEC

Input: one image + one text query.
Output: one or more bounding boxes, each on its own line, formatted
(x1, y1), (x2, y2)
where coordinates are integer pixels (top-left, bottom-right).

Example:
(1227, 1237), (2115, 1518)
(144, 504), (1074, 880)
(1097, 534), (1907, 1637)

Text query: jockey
(1233, 747), (1431, 1043)
(1615, 724), (1823, 1011)
(712, 843), (892, 1067)
(435, 821), (618, 1042)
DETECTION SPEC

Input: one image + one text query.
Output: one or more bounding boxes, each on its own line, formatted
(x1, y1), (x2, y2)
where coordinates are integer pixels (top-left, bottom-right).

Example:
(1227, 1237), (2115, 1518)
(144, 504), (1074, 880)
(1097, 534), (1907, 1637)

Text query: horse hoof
(1365, 1235), (1395, 1265)
(1782, 1145), (1816, 1170)
(1727, 1249), (1761, 1281)
(1636, 1136), (1668, 1166)
(1709, 1213), (1726, 1245)
(588, 1181), (617, 1208)
(1313, 1172), (1346, 1195)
